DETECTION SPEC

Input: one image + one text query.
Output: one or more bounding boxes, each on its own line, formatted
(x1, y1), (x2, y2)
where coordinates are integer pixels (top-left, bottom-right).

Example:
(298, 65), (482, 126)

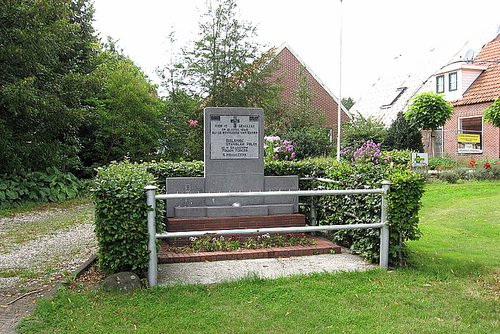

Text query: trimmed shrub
(94, 158), (424, 272)
(93, 162), (163, 274)
(265, 158), (424, 265)
(146, 160), (204, 187)
(0, 168), (81, 209)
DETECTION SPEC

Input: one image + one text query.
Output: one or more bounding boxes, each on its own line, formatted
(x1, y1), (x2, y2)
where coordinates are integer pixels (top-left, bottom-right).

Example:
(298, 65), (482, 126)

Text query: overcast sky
(92, 0), (500, 100)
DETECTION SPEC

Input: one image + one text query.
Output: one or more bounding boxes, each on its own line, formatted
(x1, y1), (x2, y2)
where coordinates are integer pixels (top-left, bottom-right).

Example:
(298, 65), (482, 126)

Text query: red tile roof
(454, 34), (500, 106)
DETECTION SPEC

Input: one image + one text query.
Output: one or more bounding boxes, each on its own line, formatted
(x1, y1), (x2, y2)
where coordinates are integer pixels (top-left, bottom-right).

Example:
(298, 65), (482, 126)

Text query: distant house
(352, 32), (500, 159)
(351, 46), (460, 126)
(439, 34), (500, 159)
(270, 44), (351, 137)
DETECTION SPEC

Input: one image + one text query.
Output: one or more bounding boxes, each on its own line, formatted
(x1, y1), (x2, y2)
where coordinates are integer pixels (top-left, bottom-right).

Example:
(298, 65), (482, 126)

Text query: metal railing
(145, 181), (391, 287)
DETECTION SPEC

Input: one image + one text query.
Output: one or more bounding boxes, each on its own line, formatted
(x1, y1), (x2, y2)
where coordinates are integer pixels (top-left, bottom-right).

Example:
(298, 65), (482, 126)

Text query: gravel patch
(0, 205), (88, 232)
(0, 203), (97, 333)
(0, 214), (97, 289)
(158, 251), (377, 285)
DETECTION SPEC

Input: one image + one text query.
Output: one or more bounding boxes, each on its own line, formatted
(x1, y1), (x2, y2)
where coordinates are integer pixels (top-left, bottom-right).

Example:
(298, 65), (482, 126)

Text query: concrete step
(174, 203), (295, 218)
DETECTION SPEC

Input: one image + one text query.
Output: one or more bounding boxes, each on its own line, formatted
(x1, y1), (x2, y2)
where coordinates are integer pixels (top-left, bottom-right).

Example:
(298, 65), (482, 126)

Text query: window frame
(436, 75), (445, 93)
(457, 116), (483, 154)
(448, 72), (458, 91)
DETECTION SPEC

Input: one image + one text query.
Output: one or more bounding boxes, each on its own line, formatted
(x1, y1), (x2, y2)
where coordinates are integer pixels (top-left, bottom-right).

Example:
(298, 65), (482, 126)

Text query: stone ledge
(158, 237), (341, 264)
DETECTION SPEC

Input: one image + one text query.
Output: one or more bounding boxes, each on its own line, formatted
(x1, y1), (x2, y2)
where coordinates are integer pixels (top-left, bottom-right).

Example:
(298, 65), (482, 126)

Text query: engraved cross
(230, 116), (240, 128)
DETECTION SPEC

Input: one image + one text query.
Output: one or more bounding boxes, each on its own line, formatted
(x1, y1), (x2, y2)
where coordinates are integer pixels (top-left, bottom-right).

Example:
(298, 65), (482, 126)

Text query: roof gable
(454, 34), (500, 106)
(273, 44), (351, 119)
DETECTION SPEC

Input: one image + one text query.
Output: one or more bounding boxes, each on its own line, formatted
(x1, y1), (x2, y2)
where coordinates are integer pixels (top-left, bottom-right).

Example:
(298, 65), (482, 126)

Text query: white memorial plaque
(210, 115), (259, 159)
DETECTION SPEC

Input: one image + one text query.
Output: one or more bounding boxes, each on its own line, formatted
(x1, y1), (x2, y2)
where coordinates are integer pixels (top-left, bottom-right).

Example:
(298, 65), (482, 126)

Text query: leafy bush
(352, 140), (383, 164)
(428, 157), (456, 170)
(382, 150), (412, 167)
(93, 162), (163, 274)
(384, 111), (424, 151)
(282, 127), (333, 158)
(438, 171), (461, 183)
(341, 114), (387, 149)
(94, 157), (424, 272)
(0, 168), (81, 209)
(483, 97), (500, 128)
(146, 160), (204, 187)
(265, 159), (424, 265)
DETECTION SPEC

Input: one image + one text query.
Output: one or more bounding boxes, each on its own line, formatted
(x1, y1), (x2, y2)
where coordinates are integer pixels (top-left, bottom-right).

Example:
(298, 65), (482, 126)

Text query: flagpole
(336, 0), (343, 162)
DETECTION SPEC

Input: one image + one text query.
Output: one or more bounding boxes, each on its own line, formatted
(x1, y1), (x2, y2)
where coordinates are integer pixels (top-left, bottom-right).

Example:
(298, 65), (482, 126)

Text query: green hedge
(94, 157), (424, 273)
(265, 159), (424, 265)
(93, 162), (163, 273)
(0, 167), (81, 209)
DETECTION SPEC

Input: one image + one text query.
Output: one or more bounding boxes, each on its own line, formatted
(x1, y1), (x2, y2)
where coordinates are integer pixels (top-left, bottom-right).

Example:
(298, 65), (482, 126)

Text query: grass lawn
(18, 181), (499, 334)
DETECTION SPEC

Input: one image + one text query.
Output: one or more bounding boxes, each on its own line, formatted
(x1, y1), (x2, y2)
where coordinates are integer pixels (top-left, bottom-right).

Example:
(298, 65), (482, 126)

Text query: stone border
(159, 237), (341, 263)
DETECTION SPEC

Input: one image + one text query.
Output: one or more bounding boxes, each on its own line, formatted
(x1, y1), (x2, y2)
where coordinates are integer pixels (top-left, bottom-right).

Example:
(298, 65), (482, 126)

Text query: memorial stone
(166, 107), (298, 218)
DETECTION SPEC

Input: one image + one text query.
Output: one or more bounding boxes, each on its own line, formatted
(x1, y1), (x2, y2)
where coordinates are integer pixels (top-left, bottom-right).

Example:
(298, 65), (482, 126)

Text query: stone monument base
(165, 213), (306, 245)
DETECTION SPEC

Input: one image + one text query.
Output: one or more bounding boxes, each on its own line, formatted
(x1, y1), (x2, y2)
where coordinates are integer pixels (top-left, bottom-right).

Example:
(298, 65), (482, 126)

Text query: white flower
(264, 135), (281, 142)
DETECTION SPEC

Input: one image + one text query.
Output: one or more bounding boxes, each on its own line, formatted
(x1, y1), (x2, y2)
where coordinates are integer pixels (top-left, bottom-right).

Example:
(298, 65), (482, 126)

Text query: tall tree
(288, 64), (325, 129)
(79, 50), (164, 169)
(176, 0), (278, 108)
(406, 91), (453, 156)
(0, 0), (99, 173)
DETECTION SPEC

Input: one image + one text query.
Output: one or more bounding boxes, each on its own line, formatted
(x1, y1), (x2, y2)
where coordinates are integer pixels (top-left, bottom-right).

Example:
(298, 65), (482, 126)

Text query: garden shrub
(384, 111), (424, 151)
(146, 160), (204, 188)
(93, 161), (163, 273)
(472, 163), (500, 180)
(94, 157), (424, 272)
(265, 158), (424, 265)
(0, 167), (81, 209)
(341, 114), (387, 149)
(382, 149), (412, 167)
(438, 170), (461, 183)
(282, 127), (333, 158)
(428, 157), (456, 170)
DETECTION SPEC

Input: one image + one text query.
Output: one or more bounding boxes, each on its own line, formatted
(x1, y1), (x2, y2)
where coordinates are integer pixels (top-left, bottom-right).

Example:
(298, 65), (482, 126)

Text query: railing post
(379, 181), (390, 269)
(310, 197), (317, 226)
(145, 185), (158, 287)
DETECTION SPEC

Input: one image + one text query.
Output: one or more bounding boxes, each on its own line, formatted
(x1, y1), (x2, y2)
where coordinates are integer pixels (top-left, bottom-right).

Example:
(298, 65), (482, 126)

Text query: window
(381, 87), (407, 109)
(457, 116), (482, 153)
(449, 72), (457, 91)
(436, 75), (444, 93)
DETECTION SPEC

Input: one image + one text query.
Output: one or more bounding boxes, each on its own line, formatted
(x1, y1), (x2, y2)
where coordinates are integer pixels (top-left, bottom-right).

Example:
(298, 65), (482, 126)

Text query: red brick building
(439, 34), (500, 159)
(270, 44), (351, 135)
